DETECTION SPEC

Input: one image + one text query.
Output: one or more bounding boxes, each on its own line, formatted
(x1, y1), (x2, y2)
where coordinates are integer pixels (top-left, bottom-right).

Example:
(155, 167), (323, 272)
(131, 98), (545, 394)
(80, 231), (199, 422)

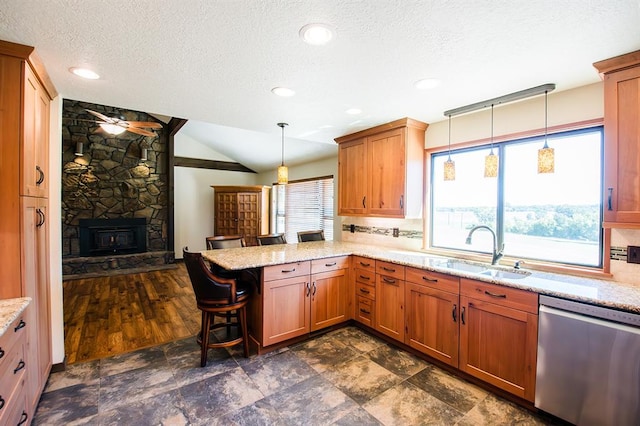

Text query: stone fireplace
(61, 100), (173, 278)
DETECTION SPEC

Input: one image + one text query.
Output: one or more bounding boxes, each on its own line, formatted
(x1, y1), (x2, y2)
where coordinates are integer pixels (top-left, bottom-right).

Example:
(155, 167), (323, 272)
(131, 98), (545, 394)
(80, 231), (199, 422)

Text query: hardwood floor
(63, 262), (201, 364)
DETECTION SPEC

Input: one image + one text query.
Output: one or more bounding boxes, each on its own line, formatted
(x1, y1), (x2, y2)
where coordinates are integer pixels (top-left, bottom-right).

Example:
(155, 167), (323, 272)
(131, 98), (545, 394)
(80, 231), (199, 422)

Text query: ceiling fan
(85, 109), (162, 137)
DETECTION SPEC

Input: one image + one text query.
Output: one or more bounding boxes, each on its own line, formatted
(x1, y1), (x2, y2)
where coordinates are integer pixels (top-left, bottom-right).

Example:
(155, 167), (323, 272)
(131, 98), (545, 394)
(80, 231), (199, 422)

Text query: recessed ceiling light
(299, 23), (335, 45)
(69, 67), (100, 80)
(271, 87), (296, 97)
(345, 108), (362, 115)
(414, 78), (441, 90)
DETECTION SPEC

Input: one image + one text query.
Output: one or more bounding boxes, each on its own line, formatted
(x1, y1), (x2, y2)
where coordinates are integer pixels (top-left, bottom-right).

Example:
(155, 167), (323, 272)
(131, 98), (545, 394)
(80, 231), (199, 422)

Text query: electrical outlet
(350, 224), (355, 233)
(628, 246), (640, 264)
(392, 228), (399, 237)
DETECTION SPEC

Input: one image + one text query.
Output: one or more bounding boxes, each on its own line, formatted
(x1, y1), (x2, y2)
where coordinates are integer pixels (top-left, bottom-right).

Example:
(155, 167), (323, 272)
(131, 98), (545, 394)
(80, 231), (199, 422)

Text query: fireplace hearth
(79, 218), (147, 257)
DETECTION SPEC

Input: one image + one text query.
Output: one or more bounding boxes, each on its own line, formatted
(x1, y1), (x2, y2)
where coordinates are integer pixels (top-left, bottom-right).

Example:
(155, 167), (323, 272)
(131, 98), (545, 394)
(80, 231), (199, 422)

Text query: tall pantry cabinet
(0, 40), (57, 422)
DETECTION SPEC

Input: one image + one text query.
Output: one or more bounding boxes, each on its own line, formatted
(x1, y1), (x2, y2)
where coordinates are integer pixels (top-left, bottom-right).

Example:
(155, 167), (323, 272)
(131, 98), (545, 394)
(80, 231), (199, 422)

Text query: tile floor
(34, 326), (560, 425)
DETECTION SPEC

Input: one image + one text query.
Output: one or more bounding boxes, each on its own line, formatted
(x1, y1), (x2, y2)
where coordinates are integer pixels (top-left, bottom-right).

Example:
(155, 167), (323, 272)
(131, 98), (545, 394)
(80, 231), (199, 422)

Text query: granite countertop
(202, 241), (640, 314)
(0, 297), (31, 338)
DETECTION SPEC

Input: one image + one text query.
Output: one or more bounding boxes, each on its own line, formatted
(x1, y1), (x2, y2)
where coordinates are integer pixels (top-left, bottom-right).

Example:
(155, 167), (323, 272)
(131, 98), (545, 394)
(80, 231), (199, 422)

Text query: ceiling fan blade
(125, 121), (163, 129)
(86, 109), (114, 123)
(125, 126), (156, 137)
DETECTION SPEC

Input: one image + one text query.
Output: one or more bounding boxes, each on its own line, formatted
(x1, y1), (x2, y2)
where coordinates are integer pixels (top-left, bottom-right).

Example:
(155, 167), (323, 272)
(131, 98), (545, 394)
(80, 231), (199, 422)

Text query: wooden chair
(297, 230), (325, 242)
(205, 235), (246, 250)
(256, 233), (287, 246)
(183, 248), (251, 366)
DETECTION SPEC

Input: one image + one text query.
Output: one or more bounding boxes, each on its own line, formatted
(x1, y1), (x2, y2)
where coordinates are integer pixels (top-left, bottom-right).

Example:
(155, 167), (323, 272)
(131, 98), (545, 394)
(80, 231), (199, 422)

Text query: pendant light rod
(277, 122), (288, 166)
(444, 83), (555, 117)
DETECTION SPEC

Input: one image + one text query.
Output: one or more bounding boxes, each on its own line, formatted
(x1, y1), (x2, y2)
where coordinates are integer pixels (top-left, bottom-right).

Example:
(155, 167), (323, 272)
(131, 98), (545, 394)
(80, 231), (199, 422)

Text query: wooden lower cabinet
(459, 279), (538, 402)
(263, 274), (311, 347)
(310, 268), (348, 331)
(405, 282), (459, 367)
(375, 261), (405, 341)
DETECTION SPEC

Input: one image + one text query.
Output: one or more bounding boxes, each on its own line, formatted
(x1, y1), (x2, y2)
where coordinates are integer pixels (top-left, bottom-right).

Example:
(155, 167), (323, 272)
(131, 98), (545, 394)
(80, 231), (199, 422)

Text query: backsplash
(610, 228), (640, 285)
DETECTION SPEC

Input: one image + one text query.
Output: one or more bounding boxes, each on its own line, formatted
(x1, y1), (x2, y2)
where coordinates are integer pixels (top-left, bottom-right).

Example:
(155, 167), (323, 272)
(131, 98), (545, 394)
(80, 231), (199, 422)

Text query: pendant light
(443, 115), (455, 181)
(484, 104), (498, 178)
(537, 90), (554, 173)
(277, 122), (289, 184)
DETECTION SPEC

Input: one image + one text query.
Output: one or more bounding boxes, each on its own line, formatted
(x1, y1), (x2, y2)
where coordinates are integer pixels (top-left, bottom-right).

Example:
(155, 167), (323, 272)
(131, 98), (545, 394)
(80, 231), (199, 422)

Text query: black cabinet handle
(362, 196), (366, 208)
(359, 308), (371, 315)
(36, 165), (44, 185)
(18, 412), (28, 425)
(305, 282), (310, 297)
(312, 282), (317, 296)
(0, 348), (4, 359)
(382, 266), (396, 272)
(325, 262), (336, 267)
(0, 396), (5, 411)
(382, 277), (397, 284)
(359, 262), (370, 267)
(359, 275), (370, 280)
(359, 288), (370, 294)
(422, 276), (438, 283)
(15, 319), (26, 332)
(14, 360), (26, 374)
(607, 187), (613, 211)
(400, 195), (404, 209)
(452, 304), (457, 322)
(281, 268), (296, 273)
(484, 290), (507, 298)
(36, 209), (45, 227)
(461, 306), (466, 325)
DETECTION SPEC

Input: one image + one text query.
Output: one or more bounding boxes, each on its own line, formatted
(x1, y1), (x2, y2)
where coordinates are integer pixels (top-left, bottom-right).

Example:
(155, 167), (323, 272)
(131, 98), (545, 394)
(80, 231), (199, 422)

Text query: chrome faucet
(465, 225), (504, 265)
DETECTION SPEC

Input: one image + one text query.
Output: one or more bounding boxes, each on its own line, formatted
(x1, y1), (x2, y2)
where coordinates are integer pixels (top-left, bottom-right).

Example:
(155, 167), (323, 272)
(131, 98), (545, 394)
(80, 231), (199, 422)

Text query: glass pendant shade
(444, 158), (456, 181)
(277, 165), (288, 185)
(538, 143), (555, 173)
(484, 151), (498, 177)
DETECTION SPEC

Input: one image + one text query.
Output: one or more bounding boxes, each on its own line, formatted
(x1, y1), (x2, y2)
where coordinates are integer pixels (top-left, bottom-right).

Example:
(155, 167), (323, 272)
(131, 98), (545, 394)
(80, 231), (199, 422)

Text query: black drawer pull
(461, 306), (466, 325)
(607, 187), (613, 211)
(15, 319), (26, 332)
(382, 277), (396, 284)
(422, 276), (438, 283)
(325, 262), (337, 267)
(452, 304), (457, 322)
(281, 268), (296, 273)
(382, 266), (396, 272)
(359, 275), (370, 280)
(0, 348), (4, 359)
(36, 165), (44, 185)
(18, 411), (28, 425)
(359, 308), (371, 315)
(359, 262), (370, 267)
(14, 360), (26, 374)
(0, 396), (5, 411)
(484, 290), (507, 298)
(359, 288), (370, 294)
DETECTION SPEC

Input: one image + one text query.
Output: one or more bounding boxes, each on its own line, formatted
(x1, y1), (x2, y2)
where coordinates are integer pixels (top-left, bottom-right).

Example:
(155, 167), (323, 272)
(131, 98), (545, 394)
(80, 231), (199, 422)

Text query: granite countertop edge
(202, 241), (640, 314)
(0, 297), (31, 338)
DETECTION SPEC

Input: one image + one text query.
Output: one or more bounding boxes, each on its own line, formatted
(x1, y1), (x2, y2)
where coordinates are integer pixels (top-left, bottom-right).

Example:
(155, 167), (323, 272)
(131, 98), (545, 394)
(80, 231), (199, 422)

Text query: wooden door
(367, 129), (405, 217)
(459, 296), (538, 402)
(263, 275), (310, 346)
(214, 191), (238, 236)
(237, 191), (261, 246)
(22, 65), (49, 198)
(405, 283), (459, 367)
(310, 269), (347, 331)
(375, 274), (405, 341)
(338, 138), (368, 215)
(602, 66), (640, 224)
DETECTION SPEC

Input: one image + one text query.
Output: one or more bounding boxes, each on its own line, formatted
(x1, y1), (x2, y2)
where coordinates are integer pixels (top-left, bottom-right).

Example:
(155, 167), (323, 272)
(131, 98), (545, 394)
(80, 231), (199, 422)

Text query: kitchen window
(274, 176), (334, 242)
(430, 126), (603, 268)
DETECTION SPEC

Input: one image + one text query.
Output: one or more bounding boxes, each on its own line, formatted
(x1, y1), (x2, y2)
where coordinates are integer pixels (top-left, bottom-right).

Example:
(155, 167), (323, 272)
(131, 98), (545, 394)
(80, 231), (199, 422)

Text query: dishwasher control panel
(539, 295), (640, 327)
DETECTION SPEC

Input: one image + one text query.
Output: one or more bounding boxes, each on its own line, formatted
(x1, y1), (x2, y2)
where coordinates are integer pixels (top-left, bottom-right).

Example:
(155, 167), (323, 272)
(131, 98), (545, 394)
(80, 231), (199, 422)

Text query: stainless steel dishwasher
(536, 295), (640, 425)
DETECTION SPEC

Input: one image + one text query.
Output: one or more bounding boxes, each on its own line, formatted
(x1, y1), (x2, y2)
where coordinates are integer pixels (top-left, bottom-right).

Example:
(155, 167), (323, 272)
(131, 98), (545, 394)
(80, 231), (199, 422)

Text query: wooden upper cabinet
(594, 50), (640, 228)
(22, 64), (50, 198)
(212, 185), (270, 246)
(335, 118), (428, 218)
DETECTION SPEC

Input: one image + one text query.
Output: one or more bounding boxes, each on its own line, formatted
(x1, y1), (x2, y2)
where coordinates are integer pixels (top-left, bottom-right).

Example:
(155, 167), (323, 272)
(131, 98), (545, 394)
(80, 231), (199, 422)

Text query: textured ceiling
(1, 0), (639, 172)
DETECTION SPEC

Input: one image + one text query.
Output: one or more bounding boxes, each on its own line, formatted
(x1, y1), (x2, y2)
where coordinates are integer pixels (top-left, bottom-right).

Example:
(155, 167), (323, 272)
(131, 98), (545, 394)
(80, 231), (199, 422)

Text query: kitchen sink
(432, 259), (489, 274)
(479, 269), (531, 279)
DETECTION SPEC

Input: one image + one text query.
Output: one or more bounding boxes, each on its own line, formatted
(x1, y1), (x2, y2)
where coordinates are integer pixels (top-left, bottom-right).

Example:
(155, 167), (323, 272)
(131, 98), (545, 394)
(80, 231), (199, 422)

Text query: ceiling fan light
(99, 123), (126, 135)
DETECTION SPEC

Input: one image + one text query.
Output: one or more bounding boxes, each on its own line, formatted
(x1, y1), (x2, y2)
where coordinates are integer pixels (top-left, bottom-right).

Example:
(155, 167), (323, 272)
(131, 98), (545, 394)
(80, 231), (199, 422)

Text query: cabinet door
(22, 65), (49, 198)
(368, 129), (405, 217)
(375, 274), (405, 341)
(406, 283), (459, 367)
(263, 275), (310, 346)
(310, 269), (348, 331)
(237, 192), (261, 246)
(459, 296), (538, 402)
(214, 192), (238, 236)
(21, 197), (51, 409)
(603, 66), (640, 224)
(338, 138), (368, 215)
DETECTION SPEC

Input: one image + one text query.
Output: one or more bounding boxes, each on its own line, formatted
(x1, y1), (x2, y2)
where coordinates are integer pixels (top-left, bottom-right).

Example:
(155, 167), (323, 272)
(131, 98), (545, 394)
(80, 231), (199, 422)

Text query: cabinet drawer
(0, 339), (26, 418)
(311, 256), (349, 274)
(406, 267), (459, 294)
(355, 281), (376, 300)
(461, 279), (538, 314)
(0, 316), (27, 372)
(353, 256), (376, 272)
(354, 268), (375, 286)
(263, 261), (311, 281)
(376, 260), (405, 280)
(356, 296), (374, 327)
(0, 380), (28, 426)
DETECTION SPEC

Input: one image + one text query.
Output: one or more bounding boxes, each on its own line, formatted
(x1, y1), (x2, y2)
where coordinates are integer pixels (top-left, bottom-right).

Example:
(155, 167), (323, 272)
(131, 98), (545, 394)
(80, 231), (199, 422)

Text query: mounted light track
(444, 83), (556, 117)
